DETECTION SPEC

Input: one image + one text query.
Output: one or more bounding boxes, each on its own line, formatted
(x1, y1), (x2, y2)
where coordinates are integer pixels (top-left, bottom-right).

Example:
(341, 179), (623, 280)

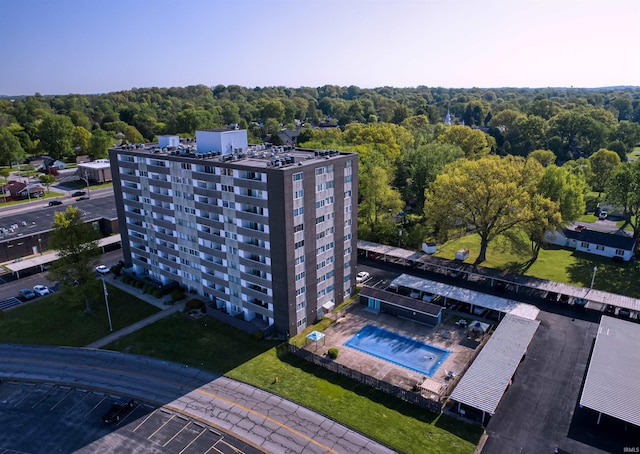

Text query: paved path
(0, 344), (396, 454)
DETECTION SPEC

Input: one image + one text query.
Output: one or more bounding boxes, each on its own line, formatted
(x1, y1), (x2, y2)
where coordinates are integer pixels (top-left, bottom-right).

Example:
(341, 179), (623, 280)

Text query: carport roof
(579, 315), (640, 427)
(450, 314), (540, 414)
(391, 274), (540, 320)
(358, 286), (442, 316)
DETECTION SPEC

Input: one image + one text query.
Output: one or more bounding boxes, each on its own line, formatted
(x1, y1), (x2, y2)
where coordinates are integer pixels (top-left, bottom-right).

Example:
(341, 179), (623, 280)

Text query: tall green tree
(589, 148), (621, 196)
(39, 174), (56, 193)
(47, 206), (101, 313)
(424, 156), (545, 264)
(38, 114), (75, 160)
(0, 128), (25, 166)
(71, 125), (91, 154)
(437, 125), (492, 158)
(606, 163), (640, 236)
(88, 129), (115, 159)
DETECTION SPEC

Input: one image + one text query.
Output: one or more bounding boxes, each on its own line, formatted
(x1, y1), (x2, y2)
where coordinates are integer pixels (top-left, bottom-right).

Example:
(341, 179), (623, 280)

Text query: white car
(356, 271), (370, 283)
(598, 211), (608, 220)
(33, 285), (50, 296)
(95, 265), (110, 275)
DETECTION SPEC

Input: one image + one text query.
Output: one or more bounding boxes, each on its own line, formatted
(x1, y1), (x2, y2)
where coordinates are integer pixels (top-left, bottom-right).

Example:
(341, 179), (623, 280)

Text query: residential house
(544, 226), (636, 261)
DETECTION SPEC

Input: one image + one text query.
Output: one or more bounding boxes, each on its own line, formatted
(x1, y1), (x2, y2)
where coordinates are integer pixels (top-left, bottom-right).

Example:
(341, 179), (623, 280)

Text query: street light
(83, 171), (90, 199)
(590, 266), (598, 289)
(102, 277), (113, 331)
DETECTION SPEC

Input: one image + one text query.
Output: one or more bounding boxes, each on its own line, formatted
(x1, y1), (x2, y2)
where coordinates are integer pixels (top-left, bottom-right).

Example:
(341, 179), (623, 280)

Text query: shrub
(253, 331), (264, 341)
(110, 263), (123, 276)
(327, 347), (339, 359)
(171, 289), (185, 302)
(186, 299), (204, 310)
(122, 276), (131, 285)
(134, 281), (143, 289)
(153, 289), (163, 298)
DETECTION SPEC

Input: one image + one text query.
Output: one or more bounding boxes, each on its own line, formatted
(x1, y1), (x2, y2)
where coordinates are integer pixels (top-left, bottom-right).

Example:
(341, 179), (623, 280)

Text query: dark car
(48, 200), (63, 206)
(71, 191), (86, 197)
(102, 398), (135, 423)
(545, 292), (558, 303)
(558, 294), (571, 304)
(604, 304), (616, 315)
(76, 196), (90, 201)
(18, 288), (36, 300)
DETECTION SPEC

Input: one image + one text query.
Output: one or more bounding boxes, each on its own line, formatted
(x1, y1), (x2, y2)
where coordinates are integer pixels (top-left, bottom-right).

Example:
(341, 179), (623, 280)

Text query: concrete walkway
(85, 274), (185, 349)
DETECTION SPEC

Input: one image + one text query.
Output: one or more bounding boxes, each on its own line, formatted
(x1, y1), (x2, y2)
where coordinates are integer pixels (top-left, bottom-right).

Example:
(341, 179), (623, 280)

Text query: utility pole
(102, 277), (113, 331)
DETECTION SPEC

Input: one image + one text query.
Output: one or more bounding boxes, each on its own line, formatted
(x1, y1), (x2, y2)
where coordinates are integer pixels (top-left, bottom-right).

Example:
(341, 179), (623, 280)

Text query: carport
(449, 314), (540, 425)
(579, 315), (640, 427)
(391, 274), (540, 320)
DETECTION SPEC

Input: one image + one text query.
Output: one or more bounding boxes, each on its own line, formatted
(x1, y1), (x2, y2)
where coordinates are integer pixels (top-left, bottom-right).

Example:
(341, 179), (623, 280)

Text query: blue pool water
(345, 325), (450, 376)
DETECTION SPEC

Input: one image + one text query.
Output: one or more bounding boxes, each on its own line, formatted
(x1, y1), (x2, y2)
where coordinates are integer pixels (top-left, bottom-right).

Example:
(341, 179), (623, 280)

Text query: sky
(1, 0), (639, 96)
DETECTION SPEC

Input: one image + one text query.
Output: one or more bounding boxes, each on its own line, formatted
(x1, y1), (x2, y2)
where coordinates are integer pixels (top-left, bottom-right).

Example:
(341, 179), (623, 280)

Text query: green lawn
(434, 232), (640, 297)
(0, 191), (65, 207)
(106, 315), (482, 454)
(0, 284), (160, 346)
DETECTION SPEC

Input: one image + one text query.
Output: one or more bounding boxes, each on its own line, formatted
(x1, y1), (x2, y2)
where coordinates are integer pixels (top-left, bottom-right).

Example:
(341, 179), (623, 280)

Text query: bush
(122, 276), (131, 285)
(110, 263), (123, 276)
(171, 289), (185, 302)
(134, 281), (144, 289)
(153, 289), (163, 298)
(253, 331), (264, 341)
(186, 299), (204, 310)
(327, 347), (339, 359)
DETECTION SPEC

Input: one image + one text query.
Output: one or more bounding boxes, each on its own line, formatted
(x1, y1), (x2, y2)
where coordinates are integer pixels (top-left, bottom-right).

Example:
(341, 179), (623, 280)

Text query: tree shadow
(566, 252), (640, 295)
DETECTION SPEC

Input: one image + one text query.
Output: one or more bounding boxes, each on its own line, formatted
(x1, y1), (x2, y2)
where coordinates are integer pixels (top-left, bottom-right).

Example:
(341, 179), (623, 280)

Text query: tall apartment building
(110, 128), (358, 337)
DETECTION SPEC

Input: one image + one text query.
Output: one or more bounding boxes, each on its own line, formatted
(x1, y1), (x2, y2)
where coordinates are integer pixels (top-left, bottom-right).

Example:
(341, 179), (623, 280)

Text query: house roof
(564, 227), (636, 251)
(580, 315), (640, 427)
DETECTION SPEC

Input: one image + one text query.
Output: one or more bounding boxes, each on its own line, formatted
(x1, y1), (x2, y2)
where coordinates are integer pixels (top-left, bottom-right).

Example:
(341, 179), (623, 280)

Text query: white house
(544, 226), (636, 261)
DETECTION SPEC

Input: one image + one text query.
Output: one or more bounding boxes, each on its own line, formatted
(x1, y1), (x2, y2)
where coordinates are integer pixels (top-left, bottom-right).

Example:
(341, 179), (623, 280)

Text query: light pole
(102, 277), (113, 331)
(590, 266), (598, 289)
(83, 171), (90, 199)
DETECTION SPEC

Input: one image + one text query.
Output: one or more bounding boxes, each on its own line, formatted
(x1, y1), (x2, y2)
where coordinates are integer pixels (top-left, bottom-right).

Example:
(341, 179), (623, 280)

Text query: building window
(616, 249), (625, 256)
(580, 242), (589, 249)
(296, 301), (306, 310)
(295, 255), (305, 265)
(293, 172), (303, 181)
(294, 189), (304, 199)
(293, 207), (304, 216)
(315, 167), (325, 176)
(293, 223), (304, 233)
(595, 245), (605, 251)
(294, 240), (305, 249)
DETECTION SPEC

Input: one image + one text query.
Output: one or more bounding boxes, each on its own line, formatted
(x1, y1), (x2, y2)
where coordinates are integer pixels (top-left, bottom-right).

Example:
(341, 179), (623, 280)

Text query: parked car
(76, 196), (90, 201)
(71, 191), (86, 197)
(545, 292), (558, 303)
(599, 211), (608, 220)
(33, 285), (50, 296)
(95, 265), (110, 275)
(558, 294), (571, 304)
(604, 304), (616, 315)
(48, 200), (62, 206)
(18, 288), (36, 300)
(102, 398), (135, 424)
(422, 292), (435, 302)
(618, 308), (631, 319)
(574, 297), (588, 307)
(356, 271), (370, 283)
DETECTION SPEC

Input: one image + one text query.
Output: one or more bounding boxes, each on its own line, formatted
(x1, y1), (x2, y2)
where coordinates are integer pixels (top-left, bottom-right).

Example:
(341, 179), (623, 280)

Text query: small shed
(455, 248), (470, 261)
(422, 242), (437, 254)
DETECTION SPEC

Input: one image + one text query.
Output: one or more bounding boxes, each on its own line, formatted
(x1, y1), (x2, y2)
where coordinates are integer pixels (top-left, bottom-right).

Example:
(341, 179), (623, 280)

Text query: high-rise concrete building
(110, 128), (358, 336)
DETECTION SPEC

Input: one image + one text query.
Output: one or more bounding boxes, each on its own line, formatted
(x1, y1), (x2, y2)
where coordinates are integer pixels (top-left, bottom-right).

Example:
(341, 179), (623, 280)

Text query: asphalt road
(0, 344), (397, 454)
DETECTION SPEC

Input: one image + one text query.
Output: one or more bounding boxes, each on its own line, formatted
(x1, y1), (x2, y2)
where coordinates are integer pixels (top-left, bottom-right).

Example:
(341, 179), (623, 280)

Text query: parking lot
(0, 382), (262, 453)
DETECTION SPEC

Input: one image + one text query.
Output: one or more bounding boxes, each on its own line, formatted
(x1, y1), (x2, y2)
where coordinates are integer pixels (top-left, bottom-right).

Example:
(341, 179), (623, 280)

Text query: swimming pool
(345, 325), (450, 376)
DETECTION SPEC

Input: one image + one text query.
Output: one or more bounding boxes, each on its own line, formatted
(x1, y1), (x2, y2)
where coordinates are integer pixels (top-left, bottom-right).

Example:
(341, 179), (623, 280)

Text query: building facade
(110, 129), (358, 336)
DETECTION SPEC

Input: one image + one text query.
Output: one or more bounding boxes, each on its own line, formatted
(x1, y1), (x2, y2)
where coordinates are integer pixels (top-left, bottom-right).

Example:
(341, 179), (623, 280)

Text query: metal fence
(283, 343), (444, 413)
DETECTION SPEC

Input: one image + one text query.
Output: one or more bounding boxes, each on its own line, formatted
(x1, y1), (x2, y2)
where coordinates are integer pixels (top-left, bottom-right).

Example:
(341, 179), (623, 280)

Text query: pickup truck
(102, 398), (135, 423)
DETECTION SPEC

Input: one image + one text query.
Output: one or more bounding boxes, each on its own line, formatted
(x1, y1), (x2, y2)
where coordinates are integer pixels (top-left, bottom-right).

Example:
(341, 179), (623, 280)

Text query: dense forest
(1, 84), (640, 263)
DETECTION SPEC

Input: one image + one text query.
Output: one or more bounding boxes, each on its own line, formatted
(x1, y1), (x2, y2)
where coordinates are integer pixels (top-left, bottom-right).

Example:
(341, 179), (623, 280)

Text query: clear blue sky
(1, 0), (638, 96)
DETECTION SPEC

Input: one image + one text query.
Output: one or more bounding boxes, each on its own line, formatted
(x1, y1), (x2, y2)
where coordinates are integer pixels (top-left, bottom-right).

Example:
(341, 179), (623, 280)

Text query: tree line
(1, 84), (640, 264)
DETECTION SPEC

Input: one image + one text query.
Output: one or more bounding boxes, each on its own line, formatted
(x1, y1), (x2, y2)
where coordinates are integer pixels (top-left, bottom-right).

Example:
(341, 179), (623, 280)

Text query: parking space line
(162, 421), (191, 447)
(49, 388), (73, 411)
(178, 427), (208, 454)
(86, 395), (108, 419)
(148, 413), (176, 441)
(133, 408), (158, 432)
(31, 385), (56, 409)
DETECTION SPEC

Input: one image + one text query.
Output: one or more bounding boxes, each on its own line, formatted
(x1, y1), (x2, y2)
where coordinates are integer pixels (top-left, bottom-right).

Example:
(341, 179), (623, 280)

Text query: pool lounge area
(346, 324), (450, 377)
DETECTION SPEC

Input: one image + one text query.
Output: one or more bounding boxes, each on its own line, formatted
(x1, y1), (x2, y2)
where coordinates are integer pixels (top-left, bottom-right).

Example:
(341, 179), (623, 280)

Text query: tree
(437, 125), (492, 158)
(402, 142), (464, 211)
(88, 129), (115, 159)
(47, 206), (101, 313)
(71, 125), (91, 154)
(38, 115), (75, 160)
(537, 165), (587, 223)
(39, 174), (56, 193)
(606, 162), (640, 237)
(528, 149), (556, 167)
(0, 128), (25, 166)
(589, 148), (621, 196)
(123, 125), (144, 144)
(424, 156), (542, 264)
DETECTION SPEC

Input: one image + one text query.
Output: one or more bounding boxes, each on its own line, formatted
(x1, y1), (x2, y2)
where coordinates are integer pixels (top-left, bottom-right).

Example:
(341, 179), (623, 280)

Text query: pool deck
(303, 304), (483, 397)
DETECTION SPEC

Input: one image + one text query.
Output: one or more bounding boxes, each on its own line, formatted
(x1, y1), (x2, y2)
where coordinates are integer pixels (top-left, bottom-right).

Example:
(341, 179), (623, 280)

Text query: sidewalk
(85, 274), (185, 349)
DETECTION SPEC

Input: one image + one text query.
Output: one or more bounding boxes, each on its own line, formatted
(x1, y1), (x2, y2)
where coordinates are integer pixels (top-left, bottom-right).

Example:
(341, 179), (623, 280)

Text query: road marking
(194, 387), (338, 454)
